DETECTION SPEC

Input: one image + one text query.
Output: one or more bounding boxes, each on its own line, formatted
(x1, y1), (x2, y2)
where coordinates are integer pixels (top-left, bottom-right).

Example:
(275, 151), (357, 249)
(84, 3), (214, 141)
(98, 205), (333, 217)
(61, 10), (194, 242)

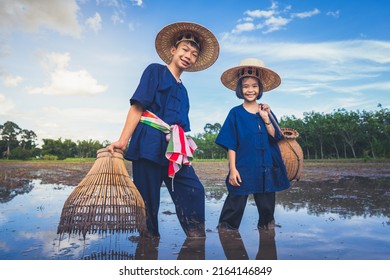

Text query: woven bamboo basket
(57, 148), (146, 237)
(278, 128), (304, 181)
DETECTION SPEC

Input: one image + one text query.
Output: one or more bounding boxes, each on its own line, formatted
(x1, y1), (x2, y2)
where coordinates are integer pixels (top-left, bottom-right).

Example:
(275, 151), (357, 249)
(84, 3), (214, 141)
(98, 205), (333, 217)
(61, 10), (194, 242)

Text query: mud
(1, 159), (389, 189)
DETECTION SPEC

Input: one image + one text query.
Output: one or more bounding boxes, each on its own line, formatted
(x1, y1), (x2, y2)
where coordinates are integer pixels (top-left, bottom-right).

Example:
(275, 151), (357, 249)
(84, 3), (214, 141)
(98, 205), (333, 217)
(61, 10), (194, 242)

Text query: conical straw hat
(57, 148), (146, 237)
(221, 58), (281, 92)
(155, 21), (220, 72)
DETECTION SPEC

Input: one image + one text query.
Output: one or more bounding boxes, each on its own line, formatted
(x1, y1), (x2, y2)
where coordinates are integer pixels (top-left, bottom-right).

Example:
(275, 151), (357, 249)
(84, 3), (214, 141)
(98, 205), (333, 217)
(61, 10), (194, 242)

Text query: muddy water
(0, 175), (389, 260)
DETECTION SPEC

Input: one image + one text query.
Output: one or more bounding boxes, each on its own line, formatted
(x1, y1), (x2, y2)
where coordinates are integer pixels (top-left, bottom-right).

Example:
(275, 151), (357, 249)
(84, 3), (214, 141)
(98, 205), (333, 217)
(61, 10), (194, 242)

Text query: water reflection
(218, 229), (248, 259)
(177, 237), (205, 260)
(0, 176), (389, 260)
(275, 177), (390, 218)
(82, 250), (135, 260)
(257, 229), (277, 260)
(0, 179), (34, 203)
(80, 236), (206, 260)
(217, 228), (277, 260)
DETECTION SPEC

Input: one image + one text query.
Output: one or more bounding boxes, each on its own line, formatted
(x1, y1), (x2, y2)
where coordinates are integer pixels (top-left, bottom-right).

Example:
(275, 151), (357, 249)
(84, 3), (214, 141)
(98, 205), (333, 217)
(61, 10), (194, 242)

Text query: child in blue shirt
(216, 58), (290, 231)
(108, 22), (219, 238)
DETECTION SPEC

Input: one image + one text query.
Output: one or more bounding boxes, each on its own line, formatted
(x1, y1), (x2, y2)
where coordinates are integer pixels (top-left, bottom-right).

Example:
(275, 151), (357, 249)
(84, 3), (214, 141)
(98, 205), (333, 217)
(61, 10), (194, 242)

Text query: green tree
(325, 113), (342, 159)
(0, 121), (21, 159)
(302, 111), (321, 159)
(77, 139), (105, 158)
(192, 123), (224, 159)
(203, 123), (221, 134)
(20, 129), (38, 150)
(41, 138), (77, 160)
(333, 109), (362, 158)
(373, 104), (390, 158)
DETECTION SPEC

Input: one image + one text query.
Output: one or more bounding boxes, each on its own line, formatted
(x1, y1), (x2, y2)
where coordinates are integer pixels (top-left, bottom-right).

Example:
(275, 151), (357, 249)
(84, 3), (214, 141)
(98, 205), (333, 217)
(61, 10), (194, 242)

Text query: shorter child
(216, 58), (290, 230)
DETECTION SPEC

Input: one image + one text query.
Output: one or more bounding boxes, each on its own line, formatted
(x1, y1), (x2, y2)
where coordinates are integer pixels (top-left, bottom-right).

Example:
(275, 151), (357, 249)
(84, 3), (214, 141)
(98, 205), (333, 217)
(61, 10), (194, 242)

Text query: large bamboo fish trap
(57, 148), (146, 237)
(269, 114), (304, 181)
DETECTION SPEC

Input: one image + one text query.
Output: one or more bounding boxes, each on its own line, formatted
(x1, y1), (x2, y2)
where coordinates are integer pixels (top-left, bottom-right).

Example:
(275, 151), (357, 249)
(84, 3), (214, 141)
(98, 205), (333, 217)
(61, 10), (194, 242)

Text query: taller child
(107, 22), (219, 238)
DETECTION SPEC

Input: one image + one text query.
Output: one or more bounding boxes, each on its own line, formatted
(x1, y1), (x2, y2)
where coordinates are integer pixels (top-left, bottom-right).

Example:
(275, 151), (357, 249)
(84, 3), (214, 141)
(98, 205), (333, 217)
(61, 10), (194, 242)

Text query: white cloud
(232, 2), (320, 34)
(292, 8), (320, 19)
(232, 22), (256, 33)
(263, 16), (291, 33)
(245, 9), (275, 18)
(85, 12), (102, 34)
(0, 0), (81, 37)
(3, 75), (23, 87)
(26, 52), (107, 96)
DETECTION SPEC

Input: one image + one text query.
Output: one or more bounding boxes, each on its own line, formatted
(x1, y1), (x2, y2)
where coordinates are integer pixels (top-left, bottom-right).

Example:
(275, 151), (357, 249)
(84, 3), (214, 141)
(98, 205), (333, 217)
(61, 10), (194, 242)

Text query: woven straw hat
(221, 58), (281, 92)
(155, 22), (220, 72)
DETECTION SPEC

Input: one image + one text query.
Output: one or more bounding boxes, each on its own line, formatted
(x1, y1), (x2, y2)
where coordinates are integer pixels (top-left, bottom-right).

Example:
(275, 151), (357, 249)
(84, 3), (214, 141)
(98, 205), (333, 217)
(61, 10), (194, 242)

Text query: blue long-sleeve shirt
(125, 63), (190, 166)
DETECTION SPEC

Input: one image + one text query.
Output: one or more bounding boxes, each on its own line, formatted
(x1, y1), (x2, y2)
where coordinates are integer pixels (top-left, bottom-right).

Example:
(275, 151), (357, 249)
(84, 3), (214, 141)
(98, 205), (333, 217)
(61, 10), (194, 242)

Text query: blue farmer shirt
(215, 105), (290, 195)
(125, 63), (191, 166)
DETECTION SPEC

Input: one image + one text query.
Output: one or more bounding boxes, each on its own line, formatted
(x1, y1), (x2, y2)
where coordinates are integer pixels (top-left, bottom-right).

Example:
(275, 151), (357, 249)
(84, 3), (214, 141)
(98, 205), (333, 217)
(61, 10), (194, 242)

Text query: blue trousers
(132, 159), (205, 237)
(218, 192), (275, 229)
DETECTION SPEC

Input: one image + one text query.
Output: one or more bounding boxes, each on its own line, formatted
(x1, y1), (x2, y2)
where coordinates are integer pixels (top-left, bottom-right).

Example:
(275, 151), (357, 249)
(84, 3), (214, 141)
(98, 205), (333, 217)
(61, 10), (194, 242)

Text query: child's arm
(228, 149), (242, 187)
(258, 104), (275, 137)
(107, 102), (143, 152)
(264, 119), (275, 137)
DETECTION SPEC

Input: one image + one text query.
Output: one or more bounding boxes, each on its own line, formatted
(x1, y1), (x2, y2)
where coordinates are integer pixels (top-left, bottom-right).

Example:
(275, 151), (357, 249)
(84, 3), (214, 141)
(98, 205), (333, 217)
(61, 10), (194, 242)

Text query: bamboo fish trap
(57, 148), (146, 237)
(278, 128), (304, 181)
(268, 113), (304, 181)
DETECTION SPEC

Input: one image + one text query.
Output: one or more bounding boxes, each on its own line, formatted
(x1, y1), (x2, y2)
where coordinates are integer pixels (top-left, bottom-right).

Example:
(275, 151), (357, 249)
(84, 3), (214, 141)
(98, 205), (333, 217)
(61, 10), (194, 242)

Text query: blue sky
(1, 0), (389, 146)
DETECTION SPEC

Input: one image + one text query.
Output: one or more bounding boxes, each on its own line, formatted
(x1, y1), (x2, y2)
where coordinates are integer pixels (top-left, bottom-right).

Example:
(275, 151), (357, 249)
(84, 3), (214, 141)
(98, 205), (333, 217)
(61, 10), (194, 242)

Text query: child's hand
(229, 168), (242, 187)
(259, 103), (271, 113)
(107, 141), (127, 154)
(258, 103), (271, 123)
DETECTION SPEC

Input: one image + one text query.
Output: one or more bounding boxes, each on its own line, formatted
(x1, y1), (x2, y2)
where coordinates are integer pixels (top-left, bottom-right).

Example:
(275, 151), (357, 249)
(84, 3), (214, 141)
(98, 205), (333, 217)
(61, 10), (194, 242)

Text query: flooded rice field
(0, 160), (389, 260)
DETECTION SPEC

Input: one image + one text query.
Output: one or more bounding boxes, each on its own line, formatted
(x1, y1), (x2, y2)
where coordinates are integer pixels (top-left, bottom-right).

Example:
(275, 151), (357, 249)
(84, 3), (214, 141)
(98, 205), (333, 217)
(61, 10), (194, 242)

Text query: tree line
(280, 105), (389, 159)
(1, 105), (389, 160)
(0, 121), (108, 160)
(192, 104), (389, 160)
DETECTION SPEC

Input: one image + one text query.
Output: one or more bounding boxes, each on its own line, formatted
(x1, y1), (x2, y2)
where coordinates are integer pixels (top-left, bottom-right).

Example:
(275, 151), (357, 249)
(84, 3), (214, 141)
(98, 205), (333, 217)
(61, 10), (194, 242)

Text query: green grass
(62, 158), (96, 162)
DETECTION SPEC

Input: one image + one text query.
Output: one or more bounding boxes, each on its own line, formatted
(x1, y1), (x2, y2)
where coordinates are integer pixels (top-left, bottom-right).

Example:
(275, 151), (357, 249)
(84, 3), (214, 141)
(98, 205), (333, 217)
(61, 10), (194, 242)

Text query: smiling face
(241, 76), (261, 102)
(170, 41), (199, 71)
